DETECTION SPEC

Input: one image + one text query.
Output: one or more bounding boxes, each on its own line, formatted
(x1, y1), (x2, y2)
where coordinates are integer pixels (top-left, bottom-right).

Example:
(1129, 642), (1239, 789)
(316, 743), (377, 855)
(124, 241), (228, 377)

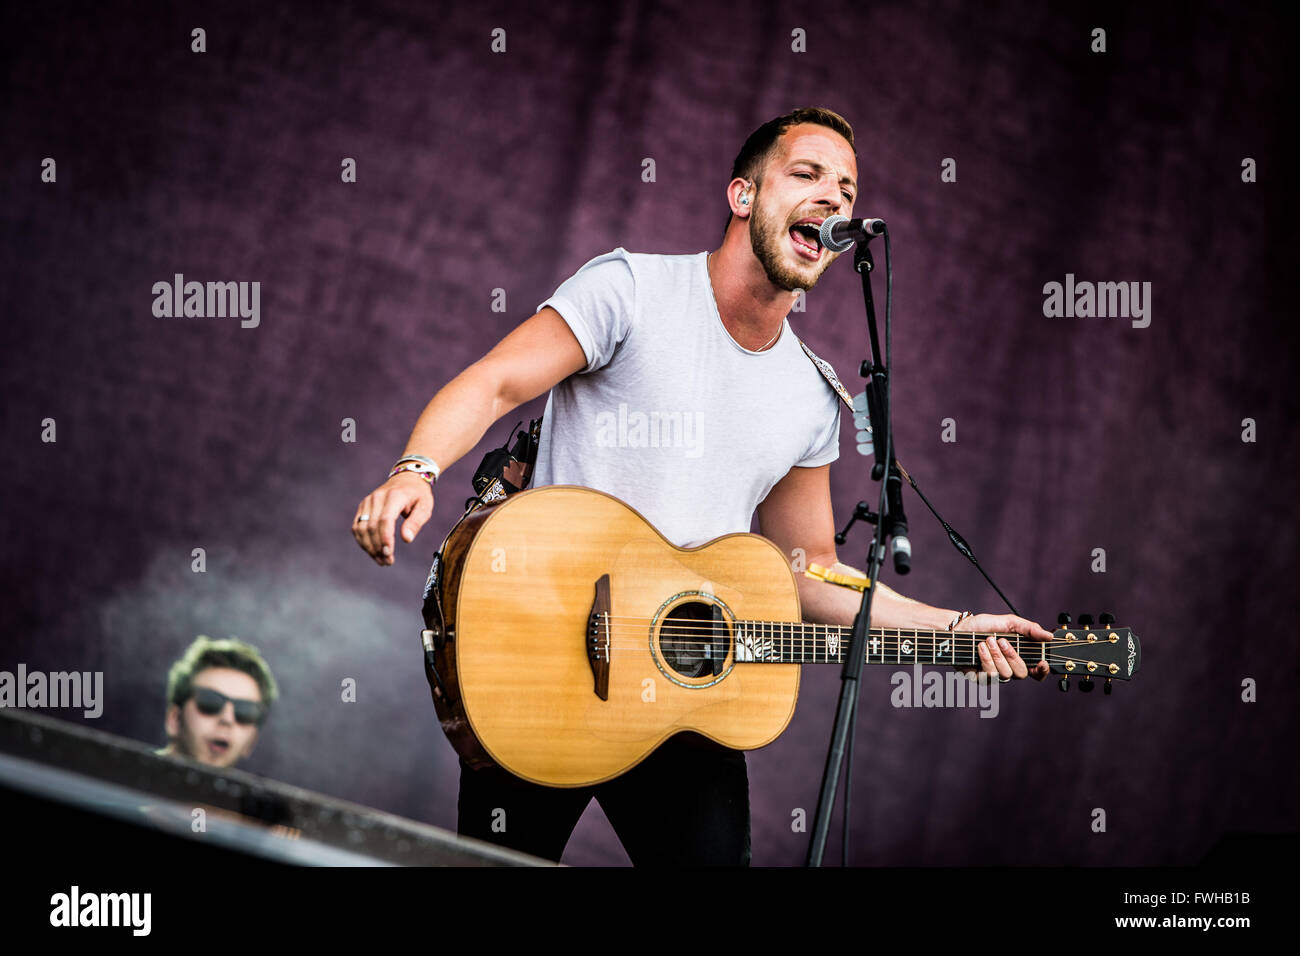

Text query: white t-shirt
(531, 248), (842, 548)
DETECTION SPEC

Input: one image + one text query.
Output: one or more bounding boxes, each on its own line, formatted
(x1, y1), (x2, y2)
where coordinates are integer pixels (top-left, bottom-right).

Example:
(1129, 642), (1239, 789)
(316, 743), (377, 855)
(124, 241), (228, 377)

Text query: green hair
(166, 634), (279, 711)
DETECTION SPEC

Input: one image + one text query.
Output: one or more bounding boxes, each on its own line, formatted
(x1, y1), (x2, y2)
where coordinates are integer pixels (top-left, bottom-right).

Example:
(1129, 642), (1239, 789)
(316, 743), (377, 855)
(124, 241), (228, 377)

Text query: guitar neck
(732, 620), (1025, 667)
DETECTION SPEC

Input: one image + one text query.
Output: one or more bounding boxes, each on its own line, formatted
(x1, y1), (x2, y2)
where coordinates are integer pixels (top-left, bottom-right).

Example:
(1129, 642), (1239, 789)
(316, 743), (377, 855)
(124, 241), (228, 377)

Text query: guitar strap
(796, 338), (856, 412)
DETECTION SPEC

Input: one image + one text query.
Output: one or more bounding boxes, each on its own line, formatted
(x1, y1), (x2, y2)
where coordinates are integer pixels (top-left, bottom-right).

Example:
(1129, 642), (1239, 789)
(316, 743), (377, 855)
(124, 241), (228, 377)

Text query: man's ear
(728, 178), (753, 218)
(164, 703), (180, 740)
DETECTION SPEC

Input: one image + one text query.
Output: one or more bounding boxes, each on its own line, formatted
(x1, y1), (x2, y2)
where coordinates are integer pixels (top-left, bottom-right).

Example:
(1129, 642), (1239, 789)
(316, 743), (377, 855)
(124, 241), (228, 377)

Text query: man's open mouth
(789, 222), (823, 260)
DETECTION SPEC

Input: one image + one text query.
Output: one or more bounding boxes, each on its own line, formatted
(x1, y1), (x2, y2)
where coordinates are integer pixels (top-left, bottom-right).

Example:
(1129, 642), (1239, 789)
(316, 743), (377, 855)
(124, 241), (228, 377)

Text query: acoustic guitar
(419, 485), (1142, 787)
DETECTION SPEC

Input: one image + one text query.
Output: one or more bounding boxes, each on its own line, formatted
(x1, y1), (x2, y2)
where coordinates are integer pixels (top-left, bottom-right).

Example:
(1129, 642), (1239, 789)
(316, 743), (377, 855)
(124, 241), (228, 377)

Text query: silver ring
(998, 675), (1012, 683)
(357, 514), (370, 522)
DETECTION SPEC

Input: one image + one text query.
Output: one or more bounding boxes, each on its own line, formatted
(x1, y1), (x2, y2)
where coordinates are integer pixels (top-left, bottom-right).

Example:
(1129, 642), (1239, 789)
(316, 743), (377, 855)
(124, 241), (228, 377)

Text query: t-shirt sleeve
(536, 248), (636, 374)
(796, 402), (841, 467)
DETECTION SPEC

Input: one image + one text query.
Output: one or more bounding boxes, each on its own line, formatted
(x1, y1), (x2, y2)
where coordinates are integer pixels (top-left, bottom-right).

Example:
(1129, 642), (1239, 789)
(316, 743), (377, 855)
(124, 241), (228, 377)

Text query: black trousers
(457, 735), (751, 865)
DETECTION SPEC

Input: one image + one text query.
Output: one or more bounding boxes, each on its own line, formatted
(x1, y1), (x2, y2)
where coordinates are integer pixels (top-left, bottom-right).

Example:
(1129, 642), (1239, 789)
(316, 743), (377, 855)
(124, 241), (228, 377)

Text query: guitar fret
(746, 624), (1039, 668)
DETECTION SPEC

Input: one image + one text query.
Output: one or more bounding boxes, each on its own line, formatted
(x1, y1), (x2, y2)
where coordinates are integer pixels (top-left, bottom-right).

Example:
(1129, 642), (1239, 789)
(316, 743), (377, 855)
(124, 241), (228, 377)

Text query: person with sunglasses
(157, 635), (279, 769)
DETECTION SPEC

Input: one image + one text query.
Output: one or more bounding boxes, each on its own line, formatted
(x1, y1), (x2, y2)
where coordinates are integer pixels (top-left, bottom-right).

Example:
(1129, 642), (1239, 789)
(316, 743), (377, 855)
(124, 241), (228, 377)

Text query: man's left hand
(955, 614), (1052, 681)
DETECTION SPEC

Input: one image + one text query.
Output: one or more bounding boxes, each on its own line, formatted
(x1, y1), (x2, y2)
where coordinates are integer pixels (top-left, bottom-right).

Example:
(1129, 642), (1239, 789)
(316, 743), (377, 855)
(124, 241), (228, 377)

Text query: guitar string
(587, 654), (1108, 676)
(594, 618), (1112, 641)
(595, 625), (1063, 641)
(589, 648), (1099, 666)
(590, 618), (1097, 648)
(596, 628), (1077, 645)
(577, 627), (1118, 668)
(596, 628), (1119, 666)
(585, 621), (1108, 646)
(593, 613), (1114, 636)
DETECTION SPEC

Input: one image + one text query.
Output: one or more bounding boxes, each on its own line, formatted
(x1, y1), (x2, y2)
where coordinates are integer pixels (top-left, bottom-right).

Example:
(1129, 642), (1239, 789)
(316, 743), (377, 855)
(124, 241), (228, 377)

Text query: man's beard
(748, 196), (834, 293)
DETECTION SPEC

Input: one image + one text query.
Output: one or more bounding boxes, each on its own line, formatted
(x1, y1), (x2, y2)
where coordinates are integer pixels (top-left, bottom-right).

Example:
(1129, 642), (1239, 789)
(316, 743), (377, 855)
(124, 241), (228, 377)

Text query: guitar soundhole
(659, 601), (730, 680)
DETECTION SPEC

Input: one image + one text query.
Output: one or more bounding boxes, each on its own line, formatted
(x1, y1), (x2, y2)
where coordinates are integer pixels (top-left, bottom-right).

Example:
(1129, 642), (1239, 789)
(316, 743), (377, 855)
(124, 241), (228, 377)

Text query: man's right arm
(352, 306), (587, 565)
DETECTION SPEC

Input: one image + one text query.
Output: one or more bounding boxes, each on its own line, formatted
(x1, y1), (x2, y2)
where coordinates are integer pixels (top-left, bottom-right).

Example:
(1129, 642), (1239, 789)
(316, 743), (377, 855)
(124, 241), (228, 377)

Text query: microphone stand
(805, 234), (899, 866)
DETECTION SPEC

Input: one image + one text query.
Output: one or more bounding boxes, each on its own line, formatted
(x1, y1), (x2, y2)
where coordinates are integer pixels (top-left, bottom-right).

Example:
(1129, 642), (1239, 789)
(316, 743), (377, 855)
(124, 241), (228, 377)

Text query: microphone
(818, 215), (886, 253)
(884, 461), (911, 574)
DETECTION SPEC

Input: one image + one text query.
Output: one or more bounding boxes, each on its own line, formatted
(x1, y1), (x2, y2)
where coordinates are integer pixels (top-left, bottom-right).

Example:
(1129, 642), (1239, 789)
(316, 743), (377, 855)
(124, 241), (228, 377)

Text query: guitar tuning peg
(1057, 612), (1071, 626)
(1079, 676), (1095, 693)
(1078, 613), (1094, 628)
(1104, 678), (1113, 695)
(1099, 612), (1115, 627)
(1058, 677), (1069, 692)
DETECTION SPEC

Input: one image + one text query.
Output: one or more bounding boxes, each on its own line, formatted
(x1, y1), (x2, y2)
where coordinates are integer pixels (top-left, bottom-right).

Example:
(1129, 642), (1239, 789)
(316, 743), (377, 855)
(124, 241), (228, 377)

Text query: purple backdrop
(2, 0), (1296, 865)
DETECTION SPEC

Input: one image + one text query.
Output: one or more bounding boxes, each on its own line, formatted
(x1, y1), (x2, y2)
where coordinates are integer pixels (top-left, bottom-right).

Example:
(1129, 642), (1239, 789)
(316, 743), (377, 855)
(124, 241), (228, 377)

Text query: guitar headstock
(1049, 612), (1141, 694)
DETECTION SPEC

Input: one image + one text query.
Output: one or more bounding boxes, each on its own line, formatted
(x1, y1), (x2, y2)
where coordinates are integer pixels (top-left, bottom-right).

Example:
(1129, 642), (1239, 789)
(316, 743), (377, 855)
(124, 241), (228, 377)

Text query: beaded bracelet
(946, 610), (973, 631)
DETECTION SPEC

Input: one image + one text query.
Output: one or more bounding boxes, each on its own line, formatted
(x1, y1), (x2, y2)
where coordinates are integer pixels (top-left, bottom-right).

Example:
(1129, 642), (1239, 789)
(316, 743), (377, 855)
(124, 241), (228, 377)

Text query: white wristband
(392, 455), (441, 482)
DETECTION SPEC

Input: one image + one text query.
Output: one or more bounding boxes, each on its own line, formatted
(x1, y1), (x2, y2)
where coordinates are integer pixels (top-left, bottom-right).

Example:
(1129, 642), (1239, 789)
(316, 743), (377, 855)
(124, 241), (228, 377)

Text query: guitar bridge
(587, 574), (611, 700)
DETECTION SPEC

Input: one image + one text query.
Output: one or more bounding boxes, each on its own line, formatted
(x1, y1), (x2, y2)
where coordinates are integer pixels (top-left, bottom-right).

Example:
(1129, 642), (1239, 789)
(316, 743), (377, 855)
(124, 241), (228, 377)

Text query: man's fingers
(1018, 616), (1053, 641)
(378, 497), (410, 564)
(978, 639), (1011, 679)
(364, 491), (390, 562)
(997, 636), (1029, 679)
(990, 636), (1022, 678)
(350, 498), (370, 548)
(980, 636), (1030, 680)
(353, 494), (384, 563)
(402, 490), (435, 543)
(353, 479), (436, 566)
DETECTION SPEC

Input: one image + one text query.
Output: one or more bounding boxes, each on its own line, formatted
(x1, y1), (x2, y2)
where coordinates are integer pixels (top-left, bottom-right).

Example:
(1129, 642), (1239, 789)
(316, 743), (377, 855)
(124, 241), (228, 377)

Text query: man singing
(353, 107), (1049, 864)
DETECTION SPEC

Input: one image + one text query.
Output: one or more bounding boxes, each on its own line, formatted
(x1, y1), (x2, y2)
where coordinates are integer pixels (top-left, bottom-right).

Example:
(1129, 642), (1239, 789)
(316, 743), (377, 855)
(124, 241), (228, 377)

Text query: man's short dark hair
(723, 107), (858, 235)
(166, 635), (279, 710)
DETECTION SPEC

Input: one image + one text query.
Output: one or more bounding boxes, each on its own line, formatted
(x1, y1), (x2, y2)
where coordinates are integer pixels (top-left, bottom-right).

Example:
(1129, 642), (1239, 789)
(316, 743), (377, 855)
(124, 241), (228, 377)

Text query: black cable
(893, 461), (1019, 617)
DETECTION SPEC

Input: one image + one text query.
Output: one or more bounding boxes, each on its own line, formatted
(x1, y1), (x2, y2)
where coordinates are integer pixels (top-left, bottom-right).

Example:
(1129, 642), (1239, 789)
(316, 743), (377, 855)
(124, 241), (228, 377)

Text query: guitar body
(427, 485), (802, 787)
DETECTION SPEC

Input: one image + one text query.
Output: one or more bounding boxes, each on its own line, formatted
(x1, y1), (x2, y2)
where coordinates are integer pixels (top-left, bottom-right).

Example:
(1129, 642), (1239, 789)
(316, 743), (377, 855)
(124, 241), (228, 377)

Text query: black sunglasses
(192, 686), (266, 726)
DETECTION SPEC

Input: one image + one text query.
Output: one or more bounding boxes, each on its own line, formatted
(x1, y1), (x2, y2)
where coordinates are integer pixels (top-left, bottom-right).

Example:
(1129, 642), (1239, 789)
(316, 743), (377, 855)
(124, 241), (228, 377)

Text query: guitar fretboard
(730, 621), (1032, 667)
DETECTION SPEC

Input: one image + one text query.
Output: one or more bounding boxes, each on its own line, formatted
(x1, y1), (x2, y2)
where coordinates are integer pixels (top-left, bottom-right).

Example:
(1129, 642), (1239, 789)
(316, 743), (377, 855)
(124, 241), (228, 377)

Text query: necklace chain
(708, 252), (782, 352)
